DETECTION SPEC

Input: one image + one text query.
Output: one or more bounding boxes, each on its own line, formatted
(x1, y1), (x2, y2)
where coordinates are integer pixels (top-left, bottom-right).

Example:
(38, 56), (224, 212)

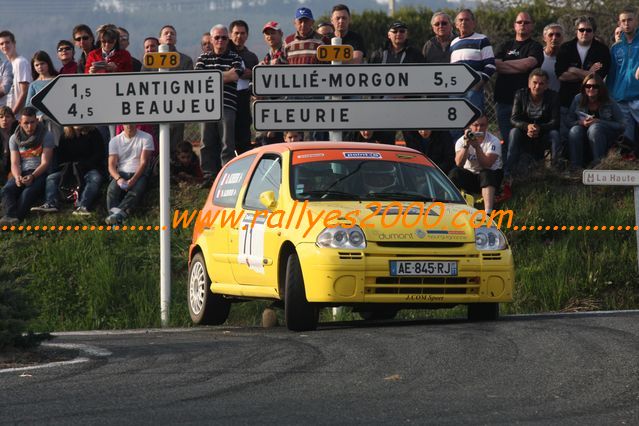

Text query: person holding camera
(448, 115), (503, 213)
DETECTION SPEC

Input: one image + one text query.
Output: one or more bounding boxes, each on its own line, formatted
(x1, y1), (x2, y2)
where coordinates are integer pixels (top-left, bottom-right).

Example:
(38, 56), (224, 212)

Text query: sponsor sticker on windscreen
(343, 152), (382, 159)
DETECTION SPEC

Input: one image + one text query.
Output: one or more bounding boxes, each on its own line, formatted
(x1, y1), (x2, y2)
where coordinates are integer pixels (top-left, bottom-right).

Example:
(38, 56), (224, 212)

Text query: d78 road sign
(143, 52), (180, 69)
(317, 45), (354, 62)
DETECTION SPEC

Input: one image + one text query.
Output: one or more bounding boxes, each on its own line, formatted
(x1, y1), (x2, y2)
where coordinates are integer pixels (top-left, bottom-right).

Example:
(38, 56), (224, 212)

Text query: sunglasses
(578, 28), (594, 33)
(584, 84), (599, 89)
(57, 47), (72, 52)
(213, 35), (228, 41)
(390, 28), (407, 33)
(516, 20), (532, 25)
(74, 35), (90, 41)
(433, 21), (448, 27)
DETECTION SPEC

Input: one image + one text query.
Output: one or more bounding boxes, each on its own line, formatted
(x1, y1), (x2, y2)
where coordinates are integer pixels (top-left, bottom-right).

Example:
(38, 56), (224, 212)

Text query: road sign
(31, 70), (223, 126)
(582, 170), (639, 186)
(253, 63), (480, 96)
(317, 45), (354, 62)
(253, 98), (480, 131)
(143, 52), (180, 69)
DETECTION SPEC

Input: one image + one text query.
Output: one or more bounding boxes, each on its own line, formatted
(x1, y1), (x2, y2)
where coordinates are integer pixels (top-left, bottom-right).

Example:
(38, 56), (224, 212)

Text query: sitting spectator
(56, 40), (77, 74)
(31, 126), (105, 215)
(505, 68), (560, 177)
(256, 131), (284, 145)
(284, 131), (303, 143)
(0, 107), (54, 224)
(0, 106), (17, 184)
(85, 24), (132, 74)
(105, 124), (154, 224)
(354, 130), (395, 145)
(172, 141), (203, 184)
(448, 115), (503, 213)
(409, 129), (455, 174)
(568, 73), (624, 168)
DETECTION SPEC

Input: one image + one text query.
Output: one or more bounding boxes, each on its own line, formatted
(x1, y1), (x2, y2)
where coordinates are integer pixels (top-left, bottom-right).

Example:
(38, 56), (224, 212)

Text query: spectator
(410, 130), (455, 174)
(0, 106), (17, 184)
(31, 126), (105, 215)
(284, 7), (328, 64)
(422, 11), (454, 63)
(330, 4), (366, 63)
(284, 131), (303, 142)
(317, 22), (335, 39)
(72, 24), (96, 73)
(260, 21), (286, 65)
(0, 53), (13, 106)
(556, 16), (610, 153)
(85, 24), (133, 73)
(540, 23), (564, 93)
(614, 26), (623, 44)
(105, 124), (154, 225)
(143, 37), (159, 54)
(172, 141), (203, 184)
(0, 107), (54, 224)
(369, 22), (423, 65)
(450, 9), (496, 112)
(494, 12), (544, 153)
(118, 27), (142, 72)
(505, 68), (560, 176)
(569, 73), (624, 168)
(448, 115), (502, 214)
(201, 32), (212, 54)
(230, 20), (259, 155)
(56, 40), (78, 74)
(0, 30), (32, 116)
(26, 51), (62, 146)
(607, 7), (639, 156)
(354, 130), (395, 145)
(195, 24), (244, 183)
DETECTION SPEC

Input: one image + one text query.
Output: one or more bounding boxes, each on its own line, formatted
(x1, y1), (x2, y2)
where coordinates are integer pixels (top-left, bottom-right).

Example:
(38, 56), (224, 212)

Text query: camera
(465, 131), (484, 140)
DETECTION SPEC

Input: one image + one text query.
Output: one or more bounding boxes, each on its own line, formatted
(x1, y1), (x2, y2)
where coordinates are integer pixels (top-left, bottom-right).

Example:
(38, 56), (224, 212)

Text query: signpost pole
(635, 186), (639, 272)
(329, 37), (343, 143)
(159, 44), (171, 327)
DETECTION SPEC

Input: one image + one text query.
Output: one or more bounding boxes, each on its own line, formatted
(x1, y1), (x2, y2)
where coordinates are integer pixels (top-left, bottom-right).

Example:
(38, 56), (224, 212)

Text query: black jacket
(510, 88), (560, 133)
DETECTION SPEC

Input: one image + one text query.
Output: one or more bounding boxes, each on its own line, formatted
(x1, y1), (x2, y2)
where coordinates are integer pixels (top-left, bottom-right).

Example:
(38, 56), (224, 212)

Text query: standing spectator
(72, 24), (96, 73)
(505, 68), (560, 176)
(105, 124), (154, 224)
(0, 106), (17, 184)
(284, 7), (328, 64)
(0, 54), (12, 107)
(569, 73), (624, 168)
(56, 40), (78, 74)
(32, 126), (105, 215)
(118, 27), (142, 72)
(613, 26), (623, 44)
(85, 24), (133, 73)
(450, 9), (496, 112)
(556, 16), (610, 153)
(448, 115), (502, 214)
(195, 25), (244, 183)
(144, 37), (159, 54)
(330, 4), (367, 63)
(410, 130), (455, 174)
(317, 22), (335, 39)
(607, 7), (639, 156)
(26, 51), (62, 146)
(540, 24), (564, 93)
(230, 20), (259, 154)
(494, 12), (544, 153)
(201, 32), (212, 54)
(0, 107), (54, 224)
(0, 31), (32, 116)
(260, 21), (286, 65)
(422, 11), (454, 63)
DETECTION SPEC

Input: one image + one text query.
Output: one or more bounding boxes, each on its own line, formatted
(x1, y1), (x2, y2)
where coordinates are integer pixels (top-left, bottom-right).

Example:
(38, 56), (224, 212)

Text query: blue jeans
(496, 102), (513, 162)
(45, 168), (103, 209)
(568, 123), (621, 167)
(618, 100), (639, 154)
(505, 128), (560, 176)
(106, 172), (148, 215)
(2, 174), (46, 219)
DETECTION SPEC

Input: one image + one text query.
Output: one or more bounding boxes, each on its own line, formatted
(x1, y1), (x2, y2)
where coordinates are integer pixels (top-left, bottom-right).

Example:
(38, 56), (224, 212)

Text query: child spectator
(284, 131), (303, 142)
(172, 141), (203, 184)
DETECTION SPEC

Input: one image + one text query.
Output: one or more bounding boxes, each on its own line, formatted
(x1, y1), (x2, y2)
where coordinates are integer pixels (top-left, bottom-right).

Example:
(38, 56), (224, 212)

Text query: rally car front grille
(367, 276), (480, 295)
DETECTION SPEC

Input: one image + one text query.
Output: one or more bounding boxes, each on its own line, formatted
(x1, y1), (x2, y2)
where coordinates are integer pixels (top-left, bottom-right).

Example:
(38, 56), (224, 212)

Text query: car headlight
(475, 226), (507, 251)
(316, 225), (367, 249)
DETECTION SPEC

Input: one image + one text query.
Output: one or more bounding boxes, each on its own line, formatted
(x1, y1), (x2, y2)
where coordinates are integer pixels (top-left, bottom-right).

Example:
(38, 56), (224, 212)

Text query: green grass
(1, 161), (638, 332)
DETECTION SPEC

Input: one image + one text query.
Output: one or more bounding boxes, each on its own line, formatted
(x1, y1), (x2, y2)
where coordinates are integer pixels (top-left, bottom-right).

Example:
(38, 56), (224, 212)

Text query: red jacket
(84, 48), (133, 73)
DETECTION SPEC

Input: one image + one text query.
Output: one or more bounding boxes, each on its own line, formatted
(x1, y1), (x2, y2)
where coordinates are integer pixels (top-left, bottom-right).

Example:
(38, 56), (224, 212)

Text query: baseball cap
(389, 21), (408, 31)
(262, 21), (281, 32)
(295, 7), (314, 20)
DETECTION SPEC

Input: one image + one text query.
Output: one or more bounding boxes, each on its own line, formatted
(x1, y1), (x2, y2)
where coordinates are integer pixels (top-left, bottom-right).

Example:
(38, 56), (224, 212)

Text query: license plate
(389, 260), (458, 276)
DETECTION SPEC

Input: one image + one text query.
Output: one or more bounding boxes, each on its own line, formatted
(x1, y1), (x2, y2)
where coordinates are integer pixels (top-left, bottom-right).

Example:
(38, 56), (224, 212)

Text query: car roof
(236, 142), (422, 157)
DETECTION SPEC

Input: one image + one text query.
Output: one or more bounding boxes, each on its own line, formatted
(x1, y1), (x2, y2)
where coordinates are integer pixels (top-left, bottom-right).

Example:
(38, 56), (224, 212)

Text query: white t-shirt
(7, 56), (32, 110)
(541, 52), (560, 92)
(455, 132), (503, 173)
(576, 44), (590, 67)
(109, 130), (155, 174)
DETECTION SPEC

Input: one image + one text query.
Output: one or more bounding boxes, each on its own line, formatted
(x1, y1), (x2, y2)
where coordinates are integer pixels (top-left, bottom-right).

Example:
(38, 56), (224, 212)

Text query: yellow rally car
(188, 142), (514, 331)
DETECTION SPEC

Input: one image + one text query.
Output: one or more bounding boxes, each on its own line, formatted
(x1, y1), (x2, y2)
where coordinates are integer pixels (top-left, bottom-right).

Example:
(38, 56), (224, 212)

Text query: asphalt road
(1, 312), (638, 425)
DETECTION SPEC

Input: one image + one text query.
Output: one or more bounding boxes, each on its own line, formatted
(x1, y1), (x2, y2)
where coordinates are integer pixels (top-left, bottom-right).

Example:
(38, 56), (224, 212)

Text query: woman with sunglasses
(85, 24), (132, 74)
(56, 40), (77, 74)
(568, 73), (624, 167)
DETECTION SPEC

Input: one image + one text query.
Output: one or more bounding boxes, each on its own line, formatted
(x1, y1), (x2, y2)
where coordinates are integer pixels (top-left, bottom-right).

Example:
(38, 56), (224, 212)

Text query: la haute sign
(582, 170), (639, 186)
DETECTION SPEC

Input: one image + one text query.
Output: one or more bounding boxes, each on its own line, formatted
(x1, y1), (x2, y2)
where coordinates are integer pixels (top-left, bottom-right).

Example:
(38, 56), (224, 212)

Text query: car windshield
(291, 159), (464, 203)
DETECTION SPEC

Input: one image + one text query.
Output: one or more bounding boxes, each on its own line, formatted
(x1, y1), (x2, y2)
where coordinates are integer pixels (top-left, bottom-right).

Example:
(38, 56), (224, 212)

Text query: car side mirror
(259, 190), (277, 210)
(464, 193), (475, 206)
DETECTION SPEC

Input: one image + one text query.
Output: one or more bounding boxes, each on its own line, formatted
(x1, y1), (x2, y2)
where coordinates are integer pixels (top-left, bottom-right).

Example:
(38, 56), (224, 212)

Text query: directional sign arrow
(31, 70), (223, 126)
(253, 98), (480, 131)
(253, 63), (480, 96)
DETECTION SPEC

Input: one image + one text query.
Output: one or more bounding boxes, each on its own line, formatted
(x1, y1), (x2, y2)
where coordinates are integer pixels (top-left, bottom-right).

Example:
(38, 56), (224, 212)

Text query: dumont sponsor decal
(343, 152), (382, 159)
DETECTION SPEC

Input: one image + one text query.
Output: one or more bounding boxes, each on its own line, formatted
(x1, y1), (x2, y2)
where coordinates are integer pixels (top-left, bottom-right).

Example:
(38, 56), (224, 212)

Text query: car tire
(188, 252), (231, 325)
(284, 253), (318, 331)
(467, 303), (499, 321)
(359, 308), (398, 321)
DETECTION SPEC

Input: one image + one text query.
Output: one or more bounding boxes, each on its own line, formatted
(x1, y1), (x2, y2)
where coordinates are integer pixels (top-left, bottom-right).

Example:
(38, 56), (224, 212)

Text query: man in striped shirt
(450, 9), (496, 113)
(195, 24), (244, 182)
(283, 7), (328, 65)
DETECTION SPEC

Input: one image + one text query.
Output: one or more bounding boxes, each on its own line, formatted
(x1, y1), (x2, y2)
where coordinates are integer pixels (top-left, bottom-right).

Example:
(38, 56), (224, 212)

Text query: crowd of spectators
(0, 4), (638, 223)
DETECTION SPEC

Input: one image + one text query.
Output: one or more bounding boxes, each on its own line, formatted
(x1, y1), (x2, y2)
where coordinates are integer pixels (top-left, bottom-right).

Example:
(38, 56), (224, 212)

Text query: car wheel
(188, 252), (231, 325)
(284, 253), (318, 331)
(359, 308), (398, 321)
(467, 303), (499, 321)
